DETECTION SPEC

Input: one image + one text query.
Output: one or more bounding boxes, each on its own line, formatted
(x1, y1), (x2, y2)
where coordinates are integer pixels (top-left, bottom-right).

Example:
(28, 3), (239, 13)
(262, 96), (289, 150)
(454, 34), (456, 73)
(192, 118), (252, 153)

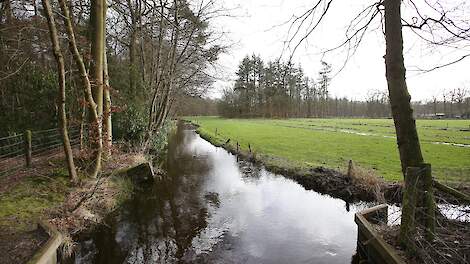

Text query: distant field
(187, 117), (470, 183)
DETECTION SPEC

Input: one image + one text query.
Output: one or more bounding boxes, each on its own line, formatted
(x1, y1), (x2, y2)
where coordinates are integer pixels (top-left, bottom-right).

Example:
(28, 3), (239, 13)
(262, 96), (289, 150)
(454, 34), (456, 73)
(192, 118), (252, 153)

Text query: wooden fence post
(399, 166), (420, 252)
(416, 163), (435, 241)
(347, 160), (353, 178)
(24, 130), (32, 167)
(236, 142), (239, 162)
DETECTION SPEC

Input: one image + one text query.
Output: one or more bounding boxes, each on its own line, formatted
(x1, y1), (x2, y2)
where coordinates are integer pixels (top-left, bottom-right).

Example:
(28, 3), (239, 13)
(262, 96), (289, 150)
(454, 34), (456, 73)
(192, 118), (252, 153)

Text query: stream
(73, 124), (374, 264)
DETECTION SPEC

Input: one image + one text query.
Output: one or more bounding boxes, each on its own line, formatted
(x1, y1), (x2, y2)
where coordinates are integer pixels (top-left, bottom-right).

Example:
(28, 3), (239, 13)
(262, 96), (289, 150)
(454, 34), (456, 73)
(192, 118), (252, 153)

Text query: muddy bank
(0, 227), (48, 264)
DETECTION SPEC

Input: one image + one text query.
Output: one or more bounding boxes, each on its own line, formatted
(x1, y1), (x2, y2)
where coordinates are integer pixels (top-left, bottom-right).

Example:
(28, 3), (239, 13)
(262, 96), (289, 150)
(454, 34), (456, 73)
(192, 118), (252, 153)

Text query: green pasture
(187, 117), (470, 183)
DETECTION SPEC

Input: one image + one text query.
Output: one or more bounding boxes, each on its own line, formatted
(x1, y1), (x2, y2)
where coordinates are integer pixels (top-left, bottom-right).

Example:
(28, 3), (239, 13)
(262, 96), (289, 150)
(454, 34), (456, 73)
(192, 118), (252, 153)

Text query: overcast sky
(208, 0), (470, 102)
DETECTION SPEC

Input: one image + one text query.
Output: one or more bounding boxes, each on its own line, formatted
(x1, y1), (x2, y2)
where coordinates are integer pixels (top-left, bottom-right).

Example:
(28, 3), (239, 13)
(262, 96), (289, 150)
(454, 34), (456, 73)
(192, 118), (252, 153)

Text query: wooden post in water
(24, 130), (32, 167)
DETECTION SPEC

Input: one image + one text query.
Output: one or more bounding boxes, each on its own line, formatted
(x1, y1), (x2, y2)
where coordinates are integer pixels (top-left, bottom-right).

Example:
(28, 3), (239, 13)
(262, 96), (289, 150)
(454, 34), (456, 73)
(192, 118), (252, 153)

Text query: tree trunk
(384, 0), (435, 247)
(42, 0), (78, 183)
(89, 0), (105, 177)
(129, 30), (137, 94)
(79, 99), (86, 150)
(103, 50), (112, 156)
(384, 0), (424, 175)
(399, 166), (420, 251)
(58, 0), (102, 178)
(103, 2), (112, 157)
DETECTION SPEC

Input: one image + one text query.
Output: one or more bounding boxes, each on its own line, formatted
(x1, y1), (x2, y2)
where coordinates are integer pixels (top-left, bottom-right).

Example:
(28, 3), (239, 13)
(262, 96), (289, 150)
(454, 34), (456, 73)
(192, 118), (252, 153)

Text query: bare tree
(453, 87), (468, 116)
(58, 0), (103, 178)
(41, 0), (78, 183)
(281, 0), (470, 254)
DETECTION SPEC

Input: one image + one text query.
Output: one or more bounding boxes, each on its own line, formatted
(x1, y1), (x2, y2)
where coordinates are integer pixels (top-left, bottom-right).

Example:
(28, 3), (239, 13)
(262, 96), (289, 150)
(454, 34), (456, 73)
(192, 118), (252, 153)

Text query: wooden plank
(355, 204), (405, 264)
(27, 221), (63, 264)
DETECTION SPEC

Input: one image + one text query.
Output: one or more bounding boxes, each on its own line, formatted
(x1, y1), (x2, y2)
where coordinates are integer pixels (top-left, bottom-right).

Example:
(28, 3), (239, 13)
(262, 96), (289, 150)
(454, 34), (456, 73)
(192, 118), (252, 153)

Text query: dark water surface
(75, 125), (369, 264)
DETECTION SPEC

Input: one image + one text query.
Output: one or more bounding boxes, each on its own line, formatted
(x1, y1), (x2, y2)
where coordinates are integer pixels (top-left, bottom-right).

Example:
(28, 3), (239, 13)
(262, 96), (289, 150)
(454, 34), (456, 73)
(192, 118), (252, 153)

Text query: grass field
(187, 116), (470, 183)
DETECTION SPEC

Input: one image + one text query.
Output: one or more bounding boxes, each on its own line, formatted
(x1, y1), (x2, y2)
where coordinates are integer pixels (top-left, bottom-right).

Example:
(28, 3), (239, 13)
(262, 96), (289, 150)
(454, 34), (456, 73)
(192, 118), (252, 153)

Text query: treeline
(413, 88), (470, 118)
(217, 55), (470, 119)
(176, 96), (218, 116)
(218, 55), (391, 118)
(0, 0), (223, 180)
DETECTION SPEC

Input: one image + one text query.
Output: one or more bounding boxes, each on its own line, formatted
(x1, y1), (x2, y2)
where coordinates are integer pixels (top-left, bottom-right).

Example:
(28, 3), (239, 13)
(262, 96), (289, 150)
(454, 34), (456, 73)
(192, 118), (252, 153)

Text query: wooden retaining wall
(27, 221), (63, 264)
(355, 204), (405, 264)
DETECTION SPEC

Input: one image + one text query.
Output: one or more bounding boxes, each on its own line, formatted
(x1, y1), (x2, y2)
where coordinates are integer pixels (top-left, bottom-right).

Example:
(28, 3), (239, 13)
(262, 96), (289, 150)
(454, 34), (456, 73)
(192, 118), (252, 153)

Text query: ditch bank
(29, 159), (159, 264)
(0, 150), (157, 264)
(188, 121), (399, 203)
(191, 121), (470, 205)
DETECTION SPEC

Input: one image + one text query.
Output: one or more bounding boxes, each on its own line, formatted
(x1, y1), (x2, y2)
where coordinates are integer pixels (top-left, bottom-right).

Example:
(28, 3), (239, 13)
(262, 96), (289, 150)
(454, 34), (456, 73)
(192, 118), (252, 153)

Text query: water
(74, 124), (368, 264)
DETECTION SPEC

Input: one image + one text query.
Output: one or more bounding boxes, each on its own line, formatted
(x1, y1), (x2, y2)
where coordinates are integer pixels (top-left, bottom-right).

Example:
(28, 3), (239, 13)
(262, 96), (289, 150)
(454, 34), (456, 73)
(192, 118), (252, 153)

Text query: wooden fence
(0, 126), (82, 176)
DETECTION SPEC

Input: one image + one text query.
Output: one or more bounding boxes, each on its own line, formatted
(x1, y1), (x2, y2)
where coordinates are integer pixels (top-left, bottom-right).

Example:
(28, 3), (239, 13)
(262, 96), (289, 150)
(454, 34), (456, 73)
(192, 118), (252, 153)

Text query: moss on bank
(0, 167), (72, 232)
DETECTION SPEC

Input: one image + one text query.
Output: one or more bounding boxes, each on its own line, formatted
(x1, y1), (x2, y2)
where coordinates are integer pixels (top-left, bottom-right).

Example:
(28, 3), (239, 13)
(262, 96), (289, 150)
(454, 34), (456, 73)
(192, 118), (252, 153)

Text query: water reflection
(75, 124), (365, 264)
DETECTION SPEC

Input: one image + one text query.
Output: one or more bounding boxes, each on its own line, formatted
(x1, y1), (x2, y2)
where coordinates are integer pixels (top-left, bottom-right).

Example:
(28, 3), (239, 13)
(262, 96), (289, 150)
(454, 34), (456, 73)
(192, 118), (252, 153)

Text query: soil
(0, 150), (64, 193)
(0, 226), (48, 264)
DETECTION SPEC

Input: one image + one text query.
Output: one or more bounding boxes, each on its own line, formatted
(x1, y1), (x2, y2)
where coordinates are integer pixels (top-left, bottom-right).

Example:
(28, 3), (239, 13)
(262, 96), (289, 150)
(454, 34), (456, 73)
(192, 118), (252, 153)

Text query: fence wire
(382, 182), (469, 264)
(0, 126), (83, 177)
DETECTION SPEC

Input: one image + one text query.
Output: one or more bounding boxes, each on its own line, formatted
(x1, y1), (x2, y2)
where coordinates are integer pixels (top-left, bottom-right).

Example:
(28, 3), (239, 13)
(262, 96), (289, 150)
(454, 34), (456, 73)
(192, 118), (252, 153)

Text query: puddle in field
(431, 141), (470, 148)
(273, 123), (470, 148)
(72, 123), (370, 264)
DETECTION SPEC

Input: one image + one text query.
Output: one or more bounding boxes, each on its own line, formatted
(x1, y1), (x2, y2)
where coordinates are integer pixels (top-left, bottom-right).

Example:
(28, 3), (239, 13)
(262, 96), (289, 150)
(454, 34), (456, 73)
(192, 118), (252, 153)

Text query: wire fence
(381, 170), (470, 264)
(0, 126), (83, 176)
(385, 197), (469, 263)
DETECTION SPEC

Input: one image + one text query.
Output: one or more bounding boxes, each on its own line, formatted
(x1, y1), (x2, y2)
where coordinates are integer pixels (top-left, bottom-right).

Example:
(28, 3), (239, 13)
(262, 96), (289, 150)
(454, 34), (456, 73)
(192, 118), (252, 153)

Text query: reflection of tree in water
(77, 124), (362, 264)
(84, 125), (215, 263)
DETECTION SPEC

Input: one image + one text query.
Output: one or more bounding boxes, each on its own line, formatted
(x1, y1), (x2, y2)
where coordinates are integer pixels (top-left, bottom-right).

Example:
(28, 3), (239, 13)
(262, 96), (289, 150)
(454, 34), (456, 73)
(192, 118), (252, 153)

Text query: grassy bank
(188, 117), (470, 183)
(0, 156), (140, 233)
(0, 151), (145, 263)
(0, 167), (71, 232)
